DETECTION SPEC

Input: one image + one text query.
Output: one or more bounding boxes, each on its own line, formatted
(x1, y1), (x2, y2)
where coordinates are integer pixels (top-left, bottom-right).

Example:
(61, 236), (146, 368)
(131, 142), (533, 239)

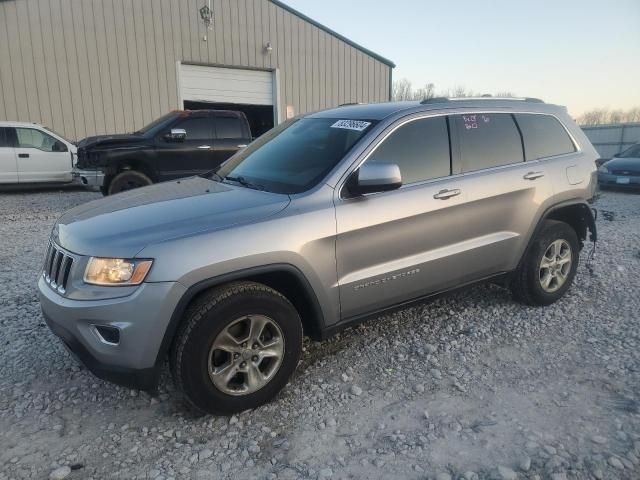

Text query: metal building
(0, 0), (394, 141)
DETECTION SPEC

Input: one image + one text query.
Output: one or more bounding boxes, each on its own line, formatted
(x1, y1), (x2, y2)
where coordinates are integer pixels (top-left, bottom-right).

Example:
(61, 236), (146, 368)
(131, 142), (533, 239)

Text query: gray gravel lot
(0, 187), (639, 480)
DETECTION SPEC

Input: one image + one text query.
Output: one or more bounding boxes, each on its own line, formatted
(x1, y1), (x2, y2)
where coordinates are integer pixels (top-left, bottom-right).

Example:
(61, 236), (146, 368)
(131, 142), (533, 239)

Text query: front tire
(510, 220), (580, 306)
(107, 170), (152, 195)
(170, 282), (303, 415)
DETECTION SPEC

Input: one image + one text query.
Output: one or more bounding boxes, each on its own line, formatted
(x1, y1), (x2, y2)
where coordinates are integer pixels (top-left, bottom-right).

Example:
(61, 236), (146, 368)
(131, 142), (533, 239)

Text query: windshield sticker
(331, 120), (371, 131)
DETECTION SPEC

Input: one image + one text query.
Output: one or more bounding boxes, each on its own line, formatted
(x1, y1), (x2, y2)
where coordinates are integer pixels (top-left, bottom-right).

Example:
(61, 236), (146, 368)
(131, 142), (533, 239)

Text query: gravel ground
(0, 187), (639, 480)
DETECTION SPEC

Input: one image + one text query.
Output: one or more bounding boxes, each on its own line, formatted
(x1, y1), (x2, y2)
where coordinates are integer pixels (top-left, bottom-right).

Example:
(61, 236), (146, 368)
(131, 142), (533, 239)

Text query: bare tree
(577, 107), (640, 126)
(391, 78), (517, 101)
(392, 79), (414, 101)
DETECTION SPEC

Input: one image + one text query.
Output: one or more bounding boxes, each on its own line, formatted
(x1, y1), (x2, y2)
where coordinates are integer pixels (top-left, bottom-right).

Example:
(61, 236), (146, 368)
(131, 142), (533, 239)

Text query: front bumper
(73, 168), (105, 187)
(598, 173), (640, 188)
(38, 276), (187, 390)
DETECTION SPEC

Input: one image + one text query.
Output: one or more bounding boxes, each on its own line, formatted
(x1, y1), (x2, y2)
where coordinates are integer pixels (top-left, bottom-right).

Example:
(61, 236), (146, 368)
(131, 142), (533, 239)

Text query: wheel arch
(154, 264), (326, 372)
(518, 200), (597, 271)
(104, 157), (158, 188)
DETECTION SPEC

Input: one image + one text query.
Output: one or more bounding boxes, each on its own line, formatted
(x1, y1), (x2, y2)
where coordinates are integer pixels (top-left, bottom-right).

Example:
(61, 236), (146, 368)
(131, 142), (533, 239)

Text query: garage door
(179, 64), (273, 106)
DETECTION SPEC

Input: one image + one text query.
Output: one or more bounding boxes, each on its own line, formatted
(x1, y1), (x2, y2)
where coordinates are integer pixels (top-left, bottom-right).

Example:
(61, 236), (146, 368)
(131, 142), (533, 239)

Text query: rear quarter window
(453, 113), (524, 172)
(514, 114), (575, 161)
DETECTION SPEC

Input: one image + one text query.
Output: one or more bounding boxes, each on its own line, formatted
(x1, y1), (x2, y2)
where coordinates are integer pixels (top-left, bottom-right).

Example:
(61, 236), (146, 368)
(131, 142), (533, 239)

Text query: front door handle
(523, 171), (545, 180)
(237, 144), (248, 148)
(198, 145), (211, 150)
(433, 188), (461, 200)
(18, 153), (30, 158)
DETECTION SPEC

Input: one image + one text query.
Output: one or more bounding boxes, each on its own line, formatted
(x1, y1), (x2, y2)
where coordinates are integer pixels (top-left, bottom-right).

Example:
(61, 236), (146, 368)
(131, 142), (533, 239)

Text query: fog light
(93, 325), (120, 345)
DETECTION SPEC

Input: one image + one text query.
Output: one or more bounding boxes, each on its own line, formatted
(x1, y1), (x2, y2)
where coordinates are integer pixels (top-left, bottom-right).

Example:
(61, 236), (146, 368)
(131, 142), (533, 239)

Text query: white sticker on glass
(330, 120), (371, 131)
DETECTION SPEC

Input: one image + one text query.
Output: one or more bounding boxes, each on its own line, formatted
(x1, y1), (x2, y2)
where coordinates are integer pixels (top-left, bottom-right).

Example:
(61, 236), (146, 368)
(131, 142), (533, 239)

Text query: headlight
(84, 258), (153, 286)
(598, 165), (609, 173)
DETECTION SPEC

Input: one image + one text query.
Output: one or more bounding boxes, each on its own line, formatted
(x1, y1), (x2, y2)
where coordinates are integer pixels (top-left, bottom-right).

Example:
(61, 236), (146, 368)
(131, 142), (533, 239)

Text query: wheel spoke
(214, 330), (243, 353)
(540, 257), (554, 269)
(541, 271), (553, 289)
(248, 315), (269, 344)
(246, 365), (264, 389)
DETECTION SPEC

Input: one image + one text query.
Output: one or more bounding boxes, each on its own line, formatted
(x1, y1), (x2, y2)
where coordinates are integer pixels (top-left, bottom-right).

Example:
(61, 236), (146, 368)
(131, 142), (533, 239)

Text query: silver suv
(39, 98), (597, 414)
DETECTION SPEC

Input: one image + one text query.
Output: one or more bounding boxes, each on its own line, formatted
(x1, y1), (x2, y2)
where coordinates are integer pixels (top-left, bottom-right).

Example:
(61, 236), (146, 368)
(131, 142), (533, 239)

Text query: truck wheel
(171, 281), (303, 415)
(510, 220), (579, 306)
(107, 170), (152, 195)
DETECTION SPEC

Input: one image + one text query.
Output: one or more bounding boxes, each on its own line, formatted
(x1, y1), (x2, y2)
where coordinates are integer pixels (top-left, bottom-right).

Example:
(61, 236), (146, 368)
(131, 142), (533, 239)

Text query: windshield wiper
(199, 169), (223, 181)
(223, 175), (265, 191)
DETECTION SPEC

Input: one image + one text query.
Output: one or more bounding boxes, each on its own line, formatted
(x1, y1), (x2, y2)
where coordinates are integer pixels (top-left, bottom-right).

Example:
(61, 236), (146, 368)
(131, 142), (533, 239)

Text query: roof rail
(420, 96), (544, 105)
(338, 102), (367, 107)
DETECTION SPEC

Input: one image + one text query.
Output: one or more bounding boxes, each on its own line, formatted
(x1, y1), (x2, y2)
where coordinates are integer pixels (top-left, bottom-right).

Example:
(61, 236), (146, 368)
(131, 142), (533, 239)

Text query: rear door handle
(433, 188), (461, 200)
(523, 171), (545, 180)
(198, 145), (211, 150)
(18, 153), (29, 158)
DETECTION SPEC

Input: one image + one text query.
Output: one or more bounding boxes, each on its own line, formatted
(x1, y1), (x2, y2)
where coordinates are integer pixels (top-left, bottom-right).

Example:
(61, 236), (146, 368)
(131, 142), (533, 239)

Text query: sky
(283, 0), (640, 117)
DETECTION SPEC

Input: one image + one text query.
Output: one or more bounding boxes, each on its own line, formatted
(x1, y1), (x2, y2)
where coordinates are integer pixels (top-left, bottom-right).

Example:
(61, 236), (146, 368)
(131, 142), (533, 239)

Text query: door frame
(176, 62), (281, 127)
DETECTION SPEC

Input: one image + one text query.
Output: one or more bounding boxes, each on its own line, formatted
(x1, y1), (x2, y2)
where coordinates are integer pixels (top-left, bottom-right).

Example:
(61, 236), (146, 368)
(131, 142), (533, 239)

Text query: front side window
(217, 117), (376, 194)
(215, 116), (244, 139)
(15, 128), (61, 152)
(174, 117), (214, 141)
(368, 116), (450, 184)
(514, 114), (575, 161)
(454, 113), (524, 172)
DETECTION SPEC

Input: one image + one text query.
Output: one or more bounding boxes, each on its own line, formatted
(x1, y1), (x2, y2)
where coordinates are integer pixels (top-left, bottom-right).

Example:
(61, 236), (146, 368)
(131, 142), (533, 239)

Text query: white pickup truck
(0, 121), (77, 185)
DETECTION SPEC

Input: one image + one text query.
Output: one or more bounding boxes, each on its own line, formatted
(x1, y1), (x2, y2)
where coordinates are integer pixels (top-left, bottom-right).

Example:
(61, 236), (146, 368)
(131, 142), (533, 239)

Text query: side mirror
(347, 162), (402, 196)
(53, 140), (68, 152)
(164, 128), (187, 142)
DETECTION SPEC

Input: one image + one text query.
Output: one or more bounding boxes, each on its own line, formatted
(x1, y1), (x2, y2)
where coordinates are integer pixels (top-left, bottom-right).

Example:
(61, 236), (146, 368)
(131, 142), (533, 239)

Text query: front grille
(43, 242), (74, 294)
(611, 169), (640, 176)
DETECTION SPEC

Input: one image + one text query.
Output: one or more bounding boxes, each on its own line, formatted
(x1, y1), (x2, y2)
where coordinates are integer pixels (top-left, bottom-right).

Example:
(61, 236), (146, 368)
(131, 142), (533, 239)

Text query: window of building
(368, 117), (450, 184)
(453, 113), (524, 172)
(514, 114), (575, 160)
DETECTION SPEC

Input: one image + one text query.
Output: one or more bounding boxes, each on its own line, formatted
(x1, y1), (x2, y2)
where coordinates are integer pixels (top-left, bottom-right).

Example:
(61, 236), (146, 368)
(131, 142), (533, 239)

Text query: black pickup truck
(75, 110), (252, 195)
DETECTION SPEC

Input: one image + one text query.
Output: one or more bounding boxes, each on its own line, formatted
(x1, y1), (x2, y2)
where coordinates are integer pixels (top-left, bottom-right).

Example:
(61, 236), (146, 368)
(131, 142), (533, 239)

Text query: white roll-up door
(179, 64), (273, 106)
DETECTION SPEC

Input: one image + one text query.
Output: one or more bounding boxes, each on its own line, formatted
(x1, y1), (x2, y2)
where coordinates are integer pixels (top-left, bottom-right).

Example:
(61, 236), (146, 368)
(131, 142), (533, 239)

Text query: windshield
(44, 126), (73, 145)
(619, 144), (640, 158)
(136, 112), (180, 135)
(217, 117), (377, 194)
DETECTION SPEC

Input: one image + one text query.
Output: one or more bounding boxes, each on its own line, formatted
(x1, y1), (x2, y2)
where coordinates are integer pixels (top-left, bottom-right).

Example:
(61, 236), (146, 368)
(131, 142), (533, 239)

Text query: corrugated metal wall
(0, 0), (392, 141)
(581, 123), (640, 159)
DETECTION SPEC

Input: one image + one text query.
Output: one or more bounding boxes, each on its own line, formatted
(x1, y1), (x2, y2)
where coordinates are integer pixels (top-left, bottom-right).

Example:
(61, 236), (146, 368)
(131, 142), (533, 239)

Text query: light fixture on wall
(264, 42), (273, 54)
(199, 1), (213, 41)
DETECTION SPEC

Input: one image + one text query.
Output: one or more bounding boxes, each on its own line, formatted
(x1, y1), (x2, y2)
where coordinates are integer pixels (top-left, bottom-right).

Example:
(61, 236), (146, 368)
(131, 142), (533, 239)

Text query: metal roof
(269, 0), (396, 68)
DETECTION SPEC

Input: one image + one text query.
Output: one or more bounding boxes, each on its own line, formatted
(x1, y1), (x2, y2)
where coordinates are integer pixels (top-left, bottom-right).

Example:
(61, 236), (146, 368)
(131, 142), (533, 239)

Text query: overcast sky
(283, 0), (640, 117)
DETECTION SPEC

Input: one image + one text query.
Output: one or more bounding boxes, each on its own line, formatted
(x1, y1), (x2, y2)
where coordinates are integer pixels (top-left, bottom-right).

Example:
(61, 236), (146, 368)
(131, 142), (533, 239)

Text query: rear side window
(453, 113), (523, 172)
(215, 115), (245, 139)
(0, 128), (8, 147)
(368, 117), (450, 184)
(514, 114), (575, 160)
(174, 117), (214, 140)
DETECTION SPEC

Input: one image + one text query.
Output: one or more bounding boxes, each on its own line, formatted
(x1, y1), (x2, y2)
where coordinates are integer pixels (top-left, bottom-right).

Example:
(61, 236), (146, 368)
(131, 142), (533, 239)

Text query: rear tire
(170, 281), (303, 415)
(510, 220), (579, 306)
(107, 170), (152, 195)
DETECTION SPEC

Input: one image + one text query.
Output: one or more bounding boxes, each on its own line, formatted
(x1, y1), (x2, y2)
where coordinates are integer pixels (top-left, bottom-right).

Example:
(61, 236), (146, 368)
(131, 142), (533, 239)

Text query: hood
(604, 157), (640, 173)
(77, 133), (147, 150)
(55, 177), (290, 258)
